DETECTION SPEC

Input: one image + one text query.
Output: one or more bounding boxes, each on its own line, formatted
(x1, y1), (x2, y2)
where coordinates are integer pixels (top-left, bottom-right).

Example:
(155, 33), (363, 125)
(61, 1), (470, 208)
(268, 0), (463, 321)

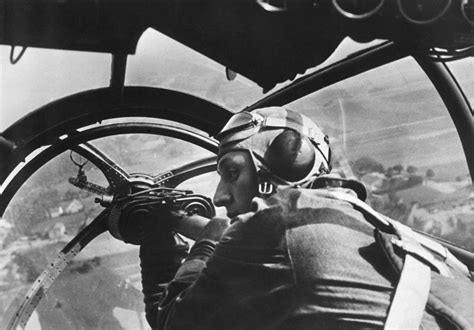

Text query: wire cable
(9, 46), (27, 64)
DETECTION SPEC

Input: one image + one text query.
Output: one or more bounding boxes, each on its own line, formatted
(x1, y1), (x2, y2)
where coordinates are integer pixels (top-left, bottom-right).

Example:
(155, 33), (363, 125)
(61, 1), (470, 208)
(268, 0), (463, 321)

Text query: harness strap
(384, 253), (431, 329)
(328, 191), (469, 277)
(326, 190), (473, 328)
(325, 191), (433, 329)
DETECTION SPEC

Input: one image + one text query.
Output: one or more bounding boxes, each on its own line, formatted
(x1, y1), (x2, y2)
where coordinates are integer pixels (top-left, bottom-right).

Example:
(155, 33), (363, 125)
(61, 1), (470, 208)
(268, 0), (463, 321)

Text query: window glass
(90, 134), (213, 175)
(126, 29), (263, 112)
(0, 49), (109, 131)
(288, 57), (473, 251)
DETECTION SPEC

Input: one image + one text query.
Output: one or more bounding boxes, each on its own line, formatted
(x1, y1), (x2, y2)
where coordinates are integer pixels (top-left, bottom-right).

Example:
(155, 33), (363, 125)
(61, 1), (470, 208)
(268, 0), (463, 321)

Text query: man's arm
(154, 217), (230, 329)
(139, 235), (189, 327)
(139, 213), (229, 328)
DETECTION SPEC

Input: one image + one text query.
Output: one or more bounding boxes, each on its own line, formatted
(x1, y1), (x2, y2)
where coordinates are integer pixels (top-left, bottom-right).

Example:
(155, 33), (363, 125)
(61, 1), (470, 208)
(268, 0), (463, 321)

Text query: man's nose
(213, 180), (232, 207)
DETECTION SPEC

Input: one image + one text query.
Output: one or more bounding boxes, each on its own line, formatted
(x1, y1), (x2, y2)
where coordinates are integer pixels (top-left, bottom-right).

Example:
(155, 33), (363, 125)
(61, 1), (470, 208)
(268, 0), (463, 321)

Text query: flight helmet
(216, 107), (331, 194)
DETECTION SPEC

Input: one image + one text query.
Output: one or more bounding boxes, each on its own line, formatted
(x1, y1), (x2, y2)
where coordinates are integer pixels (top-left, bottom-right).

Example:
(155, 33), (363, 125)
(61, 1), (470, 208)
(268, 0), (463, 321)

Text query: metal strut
(109, 53), (128, 104)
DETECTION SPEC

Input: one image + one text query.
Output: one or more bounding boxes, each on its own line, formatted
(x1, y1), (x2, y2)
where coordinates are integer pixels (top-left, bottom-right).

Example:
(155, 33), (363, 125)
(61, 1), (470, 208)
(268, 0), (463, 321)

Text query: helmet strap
(311, 135), (332, 174)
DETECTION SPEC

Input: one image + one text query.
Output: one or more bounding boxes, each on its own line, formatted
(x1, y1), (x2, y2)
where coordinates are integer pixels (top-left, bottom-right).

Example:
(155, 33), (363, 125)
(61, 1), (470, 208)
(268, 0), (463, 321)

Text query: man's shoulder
(250, 187), (373, 236)
(267, 186), (358, 213)
(220, 187), (374, 261)
(230, 187), (367, 231)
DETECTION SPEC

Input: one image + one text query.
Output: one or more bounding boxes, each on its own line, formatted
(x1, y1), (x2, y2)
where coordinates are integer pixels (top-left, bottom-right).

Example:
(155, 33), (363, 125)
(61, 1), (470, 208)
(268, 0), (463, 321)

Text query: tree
(64, 189), (80, 201)
(406, 165), (418, 174)
(5, 199), (47, 235)
(352, 157), (385, 177)
(392, 164), (404, 174)
(426, 169), (435, 178)
(38, 187), (61, 210)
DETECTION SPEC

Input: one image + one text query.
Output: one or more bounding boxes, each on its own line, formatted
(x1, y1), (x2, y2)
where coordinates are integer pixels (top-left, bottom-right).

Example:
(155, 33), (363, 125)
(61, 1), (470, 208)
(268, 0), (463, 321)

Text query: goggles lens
(216, 112), (263, 141)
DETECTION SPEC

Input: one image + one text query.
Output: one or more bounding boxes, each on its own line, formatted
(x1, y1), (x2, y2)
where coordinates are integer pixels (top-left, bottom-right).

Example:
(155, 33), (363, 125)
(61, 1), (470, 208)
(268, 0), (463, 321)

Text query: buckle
(258, 181), (274, 196)
(391, 238), (453, 278)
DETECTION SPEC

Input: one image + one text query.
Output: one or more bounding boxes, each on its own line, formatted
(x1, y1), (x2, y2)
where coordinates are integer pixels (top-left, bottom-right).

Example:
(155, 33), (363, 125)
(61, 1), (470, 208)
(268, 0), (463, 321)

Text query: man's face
(213, 150), (258, 218)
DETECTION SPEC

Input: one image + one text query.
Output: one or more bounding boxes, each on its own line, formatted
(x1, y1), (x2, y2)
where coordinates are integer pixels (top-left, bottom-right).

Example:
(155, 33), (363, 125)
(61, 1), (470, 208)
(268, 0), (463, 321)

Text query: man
(140, 107), (473, 329)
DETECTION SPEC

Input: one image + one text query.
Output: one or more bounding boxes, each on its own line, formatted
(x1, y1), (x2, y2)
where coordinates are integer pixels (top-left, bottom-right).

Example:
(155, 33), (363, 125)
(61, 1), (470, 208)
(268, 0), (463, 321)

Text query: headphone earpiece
(263, 130), (316, 182)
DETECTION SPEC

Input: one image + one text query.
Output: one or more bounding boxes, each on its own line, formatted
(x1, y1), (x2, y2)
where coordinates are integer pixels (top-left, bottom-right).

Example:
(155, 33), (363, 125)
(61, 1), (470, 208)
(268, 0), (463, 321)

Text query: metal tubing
(415, 57), (474, 180)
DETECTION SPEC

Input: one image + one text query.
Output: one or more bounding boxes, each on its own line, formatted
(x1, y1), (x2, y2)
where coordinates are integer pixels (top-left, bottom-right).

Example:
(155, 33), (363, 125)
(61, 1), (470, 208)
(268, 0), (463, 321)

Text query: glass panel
(90, 134), (213, 175)
(288, 57), (473, 251)
(0, 152), (107, 328)
(446, 58), (474, 111)
(22, 234), (144, 330)
(126, 29), (263, 112)
(0, 133), (219, 328)
(0, 49), (109, 131)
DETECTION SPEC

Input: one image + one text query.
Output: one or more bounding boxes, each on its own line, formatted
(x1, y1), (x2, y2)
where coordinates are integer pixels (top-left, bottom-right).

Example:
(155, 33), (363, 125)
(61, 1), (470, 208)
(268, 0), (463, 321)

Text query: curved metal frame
(0, 86), (231, 185)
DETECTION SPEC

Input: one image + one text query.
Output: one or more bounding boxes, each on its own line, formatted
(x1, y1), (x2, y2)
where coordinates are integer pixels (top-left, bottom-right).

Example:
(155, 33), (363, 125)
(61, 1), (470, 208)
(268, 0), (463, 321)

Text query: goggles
(216, 112), (263, 142)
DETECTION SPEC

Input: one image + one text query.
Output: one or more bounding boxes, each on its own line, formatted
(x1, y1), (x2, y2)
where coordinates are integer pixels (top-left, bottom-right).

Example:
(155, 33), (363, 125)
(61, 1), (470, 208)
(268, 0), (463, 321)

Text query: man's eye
(224, 169), (239, 182)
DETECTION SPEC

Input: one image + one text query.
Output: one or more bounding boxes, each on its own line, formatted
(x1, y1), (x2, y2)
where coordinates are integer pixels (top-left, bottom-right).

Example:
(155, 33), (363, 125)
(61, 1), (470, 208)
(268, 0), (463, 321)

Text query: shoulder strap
(328, 190), (470, 277)
(384, 253), (431, 329)
(326, 190), (470, 329)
